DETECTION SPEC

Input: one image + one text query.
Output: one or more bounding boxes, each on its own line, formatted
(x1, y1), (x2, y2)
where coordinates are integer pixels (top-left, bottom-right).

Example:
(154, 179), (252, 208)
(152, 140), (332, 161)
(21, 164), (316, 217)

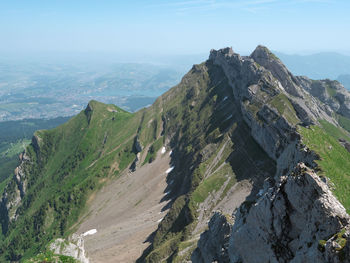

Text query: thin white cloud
(156, 0), (333, 14)
(242, 6), (269, 14)
(292, 0), (334, 3)
(163, 0), (215, 6)
(157, 0), (278, 14)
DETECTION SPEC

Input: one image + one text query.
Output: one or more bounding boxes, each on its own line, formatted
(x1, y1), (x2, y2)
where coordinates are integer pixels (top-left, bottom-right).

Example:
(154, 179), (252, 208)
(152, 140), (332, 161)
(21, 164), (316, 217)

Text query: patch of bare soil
(76, 150), (171, 263)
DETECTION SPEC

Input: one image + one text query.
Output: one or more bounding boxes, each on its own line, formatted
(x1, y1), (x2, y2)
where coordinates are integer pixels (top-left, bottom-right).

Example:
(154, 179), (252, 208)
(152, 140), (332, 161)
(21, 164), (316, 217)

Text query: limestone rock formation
(229, 163), (350, 263)
(297, 76), (350, 119)
(49, 234), (89, 263)
(192, 46), (350, 263)
(250, 45), (304, 98)
(0, 150), (30, 226)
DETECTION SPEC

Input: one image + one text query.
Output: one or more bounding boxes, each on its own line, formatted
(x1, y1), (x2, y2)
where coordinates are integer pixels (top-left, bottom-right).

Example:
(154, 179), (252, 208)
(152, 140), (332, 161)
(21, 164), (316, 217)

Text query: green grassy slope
(0, 117), (70, 185)
(138, 61), (275, 262)
(0, 101), (145, 261)
(299, 121), (350, 212)
(23, 251), (77, 263)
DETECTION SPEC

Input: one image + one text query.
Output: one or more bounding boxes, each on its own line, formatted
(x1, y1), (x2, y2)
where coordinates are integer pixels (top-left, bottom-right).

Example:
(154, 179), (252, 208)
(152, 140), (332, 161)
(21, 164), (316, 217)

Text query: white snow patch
(157, 218), (163, 223)
(166, 167), (174, 174)
(161, 147), (166, 154)
(169, 150), (173, 156)
(82, 229), (97, 237)
(223, 96), (228, 101)
(169, 180), (174, 185)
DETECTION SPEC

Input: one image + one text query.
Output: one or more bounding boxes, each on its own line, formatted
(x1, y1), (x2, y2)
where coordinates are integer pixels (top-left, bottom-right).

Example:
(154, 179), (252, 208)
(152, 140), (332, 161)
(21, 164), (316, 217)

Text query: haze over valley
(0, 60), (186, 121)
(1, 51), (350, 122)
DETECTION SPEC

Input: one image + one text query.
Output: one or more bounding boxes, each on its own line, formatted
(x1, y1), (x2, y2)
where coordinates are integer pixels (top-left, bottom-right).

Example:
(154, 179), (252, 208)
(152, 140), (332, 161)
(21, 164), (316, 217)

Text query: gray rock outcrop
(192, 212), (233, 263)
(0, 150), (30, 226)
(229, 163), (350, 263)
(50, 234), (89, 263)
(192, 46), (350, 263)
(133, 136), (143, 153)
(297, 76), (350, 119)
(209, 46), (321, 177)
(250, 45), (304, 98)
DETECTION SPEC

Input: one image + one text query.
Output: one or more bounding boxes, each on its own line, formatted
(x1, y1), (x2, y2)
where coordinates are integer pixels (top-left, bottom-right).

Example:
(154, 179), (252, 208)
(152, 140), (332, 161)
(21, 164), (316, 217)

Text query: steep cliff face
(192, 46), (350, 263)
(209, 46), (320, 178)
(0, 143), (33, 236)
(229, 163), (350, 263)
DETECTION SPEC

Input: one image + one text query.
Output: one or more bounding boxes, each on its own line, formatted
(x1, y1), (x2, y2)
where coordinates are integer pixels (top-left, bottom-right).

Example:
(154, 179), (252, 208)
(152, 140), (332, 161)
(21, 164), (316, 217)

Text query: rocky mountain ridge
(192, 46), (350, 262)
(1, 46), (350, 263)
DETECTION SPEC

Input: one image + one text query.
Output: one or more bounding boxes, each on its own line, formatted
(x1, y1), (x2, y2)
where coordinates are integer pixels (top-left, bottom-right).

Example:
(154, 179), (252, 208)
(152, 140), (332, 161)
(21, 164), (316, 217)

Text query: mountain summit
(1, 46), (350, 263)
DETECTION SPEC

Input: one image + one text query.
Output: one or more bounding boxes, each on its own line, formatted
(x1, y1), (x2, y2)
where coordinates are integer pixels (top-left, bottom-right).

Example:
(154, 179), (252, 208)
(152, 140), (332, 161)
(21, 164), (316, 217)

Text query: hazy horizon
(1, 48), (350, 67)
(1, 0), (349, 57)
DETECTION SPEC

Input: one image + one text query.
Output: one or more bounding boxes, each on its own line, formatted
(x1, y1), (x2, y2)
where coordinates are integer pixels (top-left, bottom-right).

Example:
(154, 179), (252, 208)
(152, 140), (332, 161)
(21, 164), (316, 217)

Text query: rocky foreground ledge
(193, 163), (350, 263)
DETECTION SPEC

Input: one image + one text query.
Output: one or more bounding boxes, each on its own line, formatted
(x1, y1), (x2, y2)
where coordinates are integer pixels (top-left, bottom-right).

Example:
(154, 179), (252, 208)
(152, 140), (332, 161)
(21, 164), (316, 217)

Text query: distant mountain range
(275, 51), (350, 89)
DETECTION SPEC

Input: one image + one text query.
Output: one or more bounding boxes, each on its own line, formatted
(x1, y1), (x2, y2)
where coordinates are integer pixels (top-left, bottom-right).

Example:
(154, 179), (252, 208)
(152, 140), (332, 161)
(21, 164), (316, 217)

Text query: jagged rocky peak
(209, 47), (251, 71)
(250, 45), (305, 98)
(212, 45), (338, 127)
(250, 45), (280, 61)
(210, 46), (234, 57)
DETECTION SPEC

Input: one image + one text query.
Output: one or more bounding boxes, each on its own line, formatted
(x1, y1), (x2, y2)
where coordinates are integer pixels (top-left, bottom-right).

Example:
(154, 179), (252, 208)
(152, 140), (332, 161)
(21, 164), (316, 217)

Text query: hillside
(0, 117), (70, 184)
(1, 46), (350, 263)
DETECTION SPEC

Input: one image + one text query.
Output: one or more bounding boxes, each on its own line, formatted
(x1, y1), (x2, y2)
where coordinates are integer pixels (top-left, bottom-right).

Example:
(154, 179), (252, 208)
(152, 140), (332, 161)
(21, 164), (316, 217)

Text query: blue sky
(0, 0), (349, 56)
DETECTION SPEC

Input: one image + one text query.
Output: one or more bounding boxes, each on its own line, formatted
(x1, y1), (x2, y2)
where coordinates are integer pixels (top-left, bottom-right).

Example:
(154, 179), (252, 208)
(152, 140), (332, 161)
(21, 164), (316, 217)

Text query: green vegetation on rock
(23, 251), (77, 263)
(299, 122), (350, 212)
(138, 60), (275, 262)
(336, 114), (350, 134)
(269, 93), (299, 125)
(319, 119), (350, 141)
(138, 61), (237, 262)
(326, 85), (337, 97)
(192, 163), (234, 204)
